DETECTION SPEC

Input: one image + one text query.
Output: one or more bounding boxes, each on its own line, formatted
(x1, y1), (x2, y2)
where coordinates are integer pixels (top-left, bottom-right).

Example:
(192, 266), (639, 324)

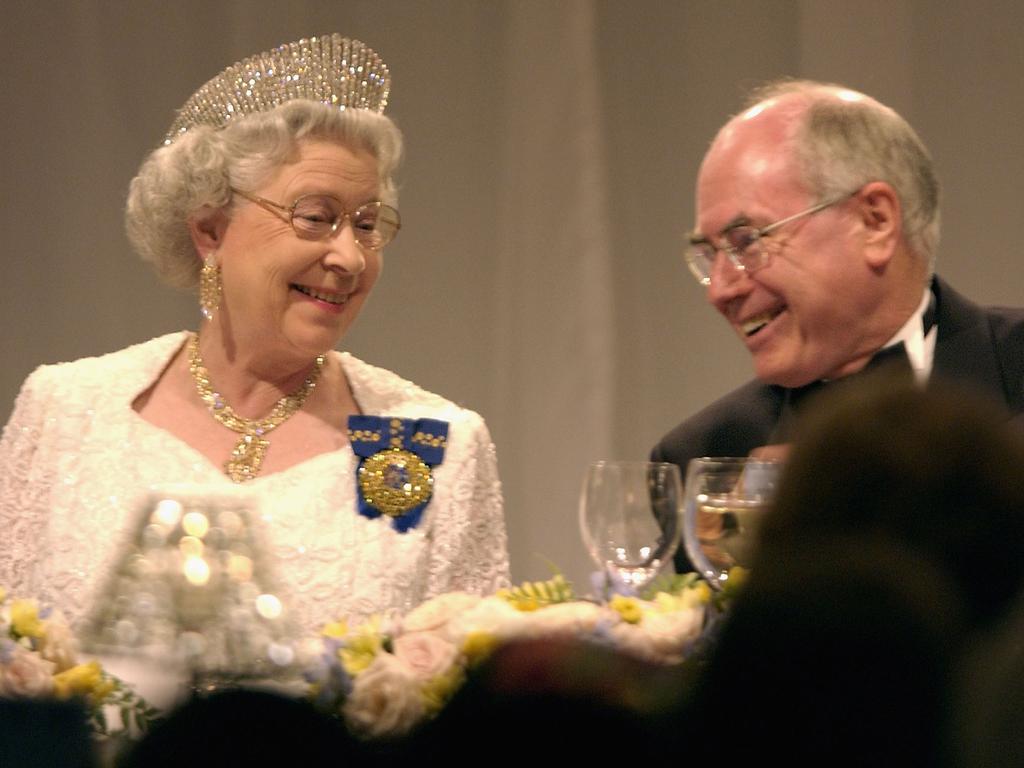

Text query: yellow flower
(86, 675), (117, 705)
(495, 588), (539, 611)
(496, 574), (574, 612)
(322, 620), (349, 639)
(693, 581), (713, 605)
(609, 595), (643, 624)
(53, 661), (103, 699)
(653, 583), (710, 608)
(340, 645), (379, 675)
(723, 566), (749, 594)
(338, 618), (384, 676)
(420, 666), (465, 715)
(10, 599), (44, 639)
(461, 631), (499, 666)
(651, 591), (682, 612)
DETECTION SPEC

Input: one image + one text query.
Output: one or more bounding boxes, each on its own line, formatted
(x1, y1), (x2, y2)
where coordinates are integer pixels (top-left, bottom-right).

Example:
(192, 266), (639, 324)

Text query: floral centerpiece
(305, 572), (719, 739)
(0, 587), (158, 737)
(2, 570), (740, 745)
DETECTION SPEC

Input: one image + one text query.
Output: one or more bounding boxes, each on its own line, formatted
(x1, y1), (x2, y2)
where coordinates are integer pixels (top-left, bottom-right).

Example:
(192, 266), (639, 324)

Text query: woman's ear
(188, 206), (229, 255)
(855, 181), (902, 269)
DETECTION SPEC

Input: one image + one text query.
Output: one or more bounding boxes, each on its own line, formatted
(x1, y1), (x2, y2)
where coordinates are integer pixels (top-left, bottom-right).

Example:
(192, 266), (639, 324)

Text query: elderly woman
(0, 35), (510, 637)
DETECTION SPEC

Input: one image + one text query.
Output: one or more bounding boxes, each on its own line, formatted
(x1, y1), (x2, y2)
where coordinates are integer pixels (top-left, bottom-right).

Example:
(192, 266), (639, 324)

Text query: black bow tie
(774, 342), (916, 442)
(770, 290), (936, 442)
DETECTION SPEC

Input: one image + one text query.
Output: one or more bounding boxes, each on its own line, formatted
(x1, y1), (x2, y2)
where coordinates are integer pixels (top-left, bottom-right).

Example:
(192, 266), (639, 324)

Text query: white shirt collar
(880, 287), (936, 384)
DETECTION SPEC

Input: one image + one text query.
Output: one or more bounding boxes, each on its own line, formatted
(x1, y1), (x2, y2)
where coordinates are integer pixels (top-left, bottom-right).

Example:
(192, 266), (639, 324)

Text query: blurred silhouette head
(685, 537), (964, 766)
(760, 379), (1024, 630)
(0, 697), (95, 768)
(116, 687), (363, 768)
(410, 636), (688, 764)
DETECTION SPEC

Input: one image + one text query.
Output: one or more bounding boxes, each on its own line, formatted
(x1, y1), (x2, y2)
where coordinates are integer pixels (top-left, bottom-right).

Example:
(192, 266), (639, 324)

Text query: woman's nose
(323, 222), (367, 273)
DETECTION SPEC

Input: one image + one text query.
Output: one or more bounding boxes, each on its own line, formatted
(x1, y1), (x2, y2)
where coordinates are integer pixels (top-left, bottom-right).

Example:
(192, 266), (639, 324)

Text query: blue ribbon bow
(347, 415), (449, 532)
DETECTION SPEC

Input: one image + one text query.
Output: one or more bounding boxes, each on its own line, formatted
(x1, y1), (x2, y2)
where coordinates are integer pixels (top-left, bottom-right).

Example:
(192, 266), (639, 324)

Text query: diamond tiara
(163, 34), (390, 145)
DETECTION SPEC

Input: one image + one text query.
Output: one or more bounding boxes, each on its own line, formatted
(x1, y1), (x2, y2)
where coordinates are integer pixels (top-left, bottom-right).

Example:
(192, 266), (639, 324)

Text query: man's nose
(706, 251), (750, 305)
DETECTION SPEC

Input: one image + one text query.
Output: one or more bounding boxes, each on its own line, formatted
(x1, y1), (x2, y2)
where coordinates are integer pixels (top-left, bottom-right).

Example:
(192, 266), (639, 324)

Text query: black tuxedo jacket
(651, 276), (1024, 571)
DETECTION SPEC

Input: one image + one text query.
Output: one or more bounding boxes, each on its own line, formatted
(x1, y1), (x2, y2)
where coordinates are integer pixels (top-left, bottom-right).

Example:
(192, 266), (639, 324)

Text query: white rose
(515, 601), (606, 640)
(652, 605), (704, 650)
(608, 604), (705, 663)
(605, 620), (656, 662)
(38, 612), (79, 672)
(343, 652), (425, 738)
(445, 596), (524, 644)
(0, 646), (56, 697)
(401, 592), (483, 634)
(392, 632), (460, 682)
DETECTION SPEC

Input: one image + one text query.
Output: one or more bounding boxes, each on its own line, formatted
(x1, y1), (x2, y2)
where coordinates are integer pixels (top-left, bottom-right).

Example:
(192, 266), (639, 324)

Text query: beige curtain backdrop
(3, 0), (1022, 592)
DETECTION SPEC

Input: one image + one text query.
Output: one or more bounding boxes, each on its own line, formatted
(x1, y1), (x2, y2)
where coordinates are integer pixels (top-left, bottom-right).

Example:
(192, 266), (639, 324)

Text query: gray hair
(744, 80), (940, 270)
(125, 100), (404, 290)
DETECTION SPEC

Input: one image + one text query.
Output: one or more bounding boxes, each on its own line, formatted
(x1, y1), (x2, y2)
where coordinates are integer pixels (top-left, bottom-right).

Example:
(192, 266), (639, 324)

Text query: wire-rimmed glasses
(684, 192), (854, 286)
(232, 188), (401, 249)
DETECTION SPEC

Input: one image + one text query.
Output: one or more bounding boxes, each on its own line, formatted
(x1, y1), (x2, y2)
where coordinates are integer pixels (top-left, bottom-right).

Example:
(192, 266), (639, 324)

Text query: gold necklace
(187, 334), (326, 483)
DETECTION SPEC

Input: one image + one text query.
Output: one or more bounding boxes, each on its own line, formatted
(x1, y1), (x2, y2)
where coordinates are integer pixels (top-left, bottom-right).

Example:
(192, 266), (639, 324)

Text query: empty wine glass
(579, 461), (683, 594)
(682, 457), (783, 590)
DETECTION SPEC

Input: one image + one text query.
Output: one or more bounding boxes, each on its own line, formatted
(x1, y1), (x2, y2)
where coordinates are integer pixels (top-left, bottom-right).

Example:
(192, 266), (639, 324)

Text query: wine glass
(682, 457), (783, 590)
(579, 461), (683, 594)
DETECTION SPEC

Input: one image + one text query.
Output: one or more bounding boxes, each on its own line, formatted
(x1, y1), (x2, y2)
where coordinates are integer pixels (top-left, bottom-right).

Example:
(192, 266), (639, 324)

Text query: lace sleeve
(426, 413), (510, 597)
(0, 366), (57, 596)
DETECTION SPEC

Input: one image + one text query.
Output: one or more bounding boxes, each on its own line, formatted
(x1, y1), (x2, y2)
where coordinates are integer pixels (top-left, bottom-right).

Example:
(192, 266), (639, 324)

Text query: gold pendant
(225, 433), (270, 483)
(187, 334), (324, 483)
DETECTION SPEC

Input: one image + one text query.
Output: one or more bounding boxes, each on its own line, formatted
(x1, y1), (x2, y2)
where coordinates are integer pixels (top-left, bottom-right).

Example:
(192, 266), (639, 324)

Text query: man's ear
(188, 206), (229, 255)
(855, 181), (901, 269)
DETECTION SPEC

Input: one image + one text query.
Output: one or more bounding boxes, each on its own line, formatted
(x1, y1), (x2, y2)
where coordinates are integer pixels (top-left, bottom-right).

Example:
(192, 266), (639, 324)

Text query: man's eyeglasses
(684, 192), (854, 286)
(232, 188), (401, 249)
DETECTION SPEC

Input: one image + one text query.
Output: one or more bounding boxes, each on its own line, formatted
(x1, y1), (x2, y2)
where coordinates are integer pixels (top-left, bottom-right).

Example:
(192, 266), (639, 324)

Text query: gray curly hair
(743, 80), (940, 271)
(125, 100), (403, 290)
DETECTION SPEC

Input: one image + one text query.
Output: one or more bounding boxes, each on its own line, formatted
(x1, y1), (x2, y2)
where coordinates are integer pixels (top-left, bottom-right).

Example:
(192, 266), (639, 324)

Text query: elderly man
(652, 80), (1024, 539)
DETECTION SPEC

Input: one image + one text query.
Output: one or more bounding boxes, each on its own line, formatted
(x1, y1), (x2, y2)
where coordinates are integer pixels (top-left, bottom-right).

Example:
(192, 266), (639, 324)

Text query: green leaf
(498, 573), (575, 609)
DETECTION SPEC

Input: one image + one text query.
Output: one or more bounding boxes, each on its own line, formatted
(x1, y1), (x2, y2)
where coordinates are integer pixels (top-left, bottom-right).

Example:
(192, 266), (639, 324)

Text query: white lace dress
(0, 332), (510, 636)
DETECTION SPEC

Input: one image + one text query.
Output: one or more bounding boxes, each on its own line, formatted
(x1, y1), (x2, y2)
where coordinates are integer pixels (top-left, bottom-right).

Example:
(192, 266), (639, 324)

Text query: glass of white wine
(683, 457), (783, 590)
(579, 460), (683, 593)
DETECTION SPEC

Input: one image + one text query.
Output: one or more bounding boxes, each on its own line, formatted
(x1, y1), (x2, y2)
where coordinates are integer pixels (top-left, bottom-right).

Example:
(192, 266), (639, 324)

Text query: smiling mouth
(741, 308), (783, 337)
(292, 284), (349, 305)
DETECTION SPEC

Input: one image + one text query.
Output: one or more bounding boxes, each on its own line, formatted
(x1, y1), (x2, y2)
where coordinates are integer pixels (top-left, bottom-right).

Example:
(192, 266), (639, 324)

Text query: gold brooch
(357, 448), (435, 518)
(347, 415), (449, 532)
